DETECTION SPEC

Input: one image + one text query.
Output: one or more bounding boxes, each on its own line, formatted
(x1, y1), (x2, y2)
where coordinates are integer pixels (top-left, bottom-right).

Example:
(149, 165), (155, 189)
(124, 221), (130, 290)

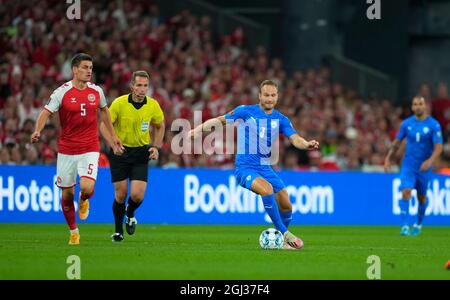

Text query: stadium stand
(0, 0), (449, 172)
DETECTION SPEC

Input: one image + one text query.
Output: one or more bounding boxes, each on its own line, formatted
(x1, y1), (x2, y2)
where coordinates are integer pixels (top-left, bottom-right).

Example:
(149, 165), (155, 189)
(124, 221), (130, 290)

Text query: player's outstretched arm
(31, 109), (52, 143)
(99, 107), (124, 155)
(188, 116), (226, 139)
(289, 134), (320, 150)
(384, 138), (402, 172)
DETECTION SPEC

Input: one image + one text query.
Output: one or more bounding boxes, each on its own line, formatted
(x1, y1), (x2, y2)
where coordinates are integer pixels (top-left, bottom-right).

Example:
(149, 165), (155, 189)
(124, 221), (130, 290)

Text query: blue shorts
(235, 166), (286, 193)
(399, 166), (431, 196)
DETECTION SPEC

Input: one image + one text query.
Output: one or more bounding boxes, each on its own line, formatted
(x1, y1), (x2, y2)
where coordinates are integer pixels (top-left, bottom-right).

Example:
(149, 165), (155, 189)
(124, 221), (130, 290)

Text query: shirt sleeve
(44, 89), (63, 113)
(98, 87), (107, 108)
(224, 105), (247, 123)
(433, 121), (443, 145)
(151, 100), (165, 125)
(395, 121), (407, 141)
(280, 115), (297, 138)
(109, 99), (119, 124)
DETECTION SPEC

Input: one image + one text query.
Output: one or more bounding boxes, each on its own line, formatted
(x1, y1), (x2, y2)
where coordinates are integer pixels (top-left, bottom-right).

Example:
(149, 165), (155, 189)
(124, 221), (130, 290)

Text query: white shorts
(56, 152), (100, 188)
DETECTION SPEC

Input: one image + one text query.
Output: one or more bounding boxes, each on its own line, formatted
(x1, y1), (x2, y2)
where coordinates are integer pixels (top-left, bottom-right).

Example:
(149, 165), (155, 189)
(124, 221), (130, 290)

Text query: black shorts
(108, 146), (150, 183)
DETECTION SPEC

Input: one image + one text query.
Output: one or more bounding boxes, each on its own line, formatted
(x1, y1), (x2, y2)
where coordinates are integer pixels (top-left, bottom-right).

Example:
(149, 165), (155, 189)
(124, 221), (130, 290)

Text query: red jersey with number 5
(44, 81), (107, 155)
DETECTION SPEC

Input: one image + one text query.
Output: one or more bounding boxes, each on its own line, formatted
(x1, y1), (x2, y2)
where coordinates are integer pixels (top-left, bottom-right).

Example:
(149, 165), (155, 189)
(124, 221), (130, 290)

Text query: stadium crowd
(1, 0), (450, 172)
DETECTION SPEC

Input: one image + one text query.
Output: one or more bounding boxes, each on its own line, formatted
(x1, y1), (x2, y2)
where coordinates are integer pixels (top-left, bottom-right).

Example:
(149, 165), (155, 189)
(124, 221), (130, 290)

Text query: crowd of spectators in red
(1, 0), (449, 172)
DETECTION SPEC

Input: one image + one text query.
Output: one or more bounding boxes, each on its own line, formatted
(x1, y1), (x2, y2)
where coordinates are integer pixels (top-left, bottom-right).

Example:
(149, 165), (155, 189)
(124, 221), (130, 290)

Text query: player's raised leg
(125, 180), (146, 235)
(77, 152), (100, 220)
(112, 180), (127, 242)
(399, 189), (412, 236)
(78, 177), (95, 220)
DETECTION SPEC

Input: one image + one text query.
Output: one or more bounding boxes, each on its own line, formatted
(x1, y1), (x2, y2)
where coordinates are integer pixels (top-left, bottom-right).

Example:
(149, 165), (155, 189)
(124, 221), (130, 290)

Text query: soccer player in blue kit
(384, 96), (443, 236)
(189, 80), (320, 249)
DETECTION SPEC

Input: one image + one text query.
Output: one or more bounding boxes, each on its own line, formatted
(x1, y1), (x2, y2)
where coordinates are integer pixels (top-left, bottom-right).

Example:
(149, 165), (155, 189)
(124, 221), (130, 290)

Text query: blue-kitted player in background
(384, 96), (443, 236)
(189, 80), (320, 250)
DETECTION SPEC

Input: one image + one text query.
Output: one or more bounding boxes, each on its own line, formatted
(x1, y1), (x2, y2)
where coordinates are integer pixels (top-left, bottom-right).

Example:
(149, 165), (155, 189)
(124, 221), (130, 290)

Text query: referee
(100, 71), (165, 242)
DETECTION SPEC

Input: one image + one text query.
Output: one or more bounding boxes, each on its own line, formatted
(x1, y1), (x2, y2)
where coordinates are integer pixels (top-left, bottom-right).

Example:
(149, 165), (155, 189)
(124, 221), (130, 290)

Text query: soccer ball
(259, 228), (284, 250)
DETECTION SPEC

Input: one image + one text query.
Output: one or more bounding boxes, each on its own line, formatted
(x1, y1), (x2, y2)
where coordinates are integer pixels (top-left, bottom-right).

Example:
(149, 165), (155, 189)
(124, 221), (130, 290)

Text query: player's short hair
(131, 70), (150, 84)
(71, 53), (93, 68)
(259, 80), (278, 92)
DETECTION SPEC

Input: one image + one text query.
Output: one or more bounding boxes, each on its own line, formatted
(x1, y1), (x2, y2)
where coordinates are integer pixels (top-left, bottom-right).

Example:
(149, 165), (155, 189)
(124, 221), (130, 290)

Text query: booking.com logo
(170, 110), (283, 165)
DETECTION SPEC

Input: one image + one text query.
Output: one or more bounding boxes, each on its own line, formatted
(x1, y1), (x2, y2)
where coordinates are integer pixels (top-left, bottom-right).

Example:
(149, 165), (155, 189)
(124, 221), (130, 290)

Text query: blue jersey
(224, 104), (297, 167)
(396, 116), (443, 170)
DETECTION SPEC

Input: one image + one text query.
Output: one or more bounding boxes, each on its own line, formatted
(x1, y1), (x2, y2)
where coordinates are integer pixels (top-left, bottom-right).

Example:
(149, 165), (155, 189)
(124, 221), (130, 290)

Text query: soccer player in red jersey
(31, 53), (124, 245)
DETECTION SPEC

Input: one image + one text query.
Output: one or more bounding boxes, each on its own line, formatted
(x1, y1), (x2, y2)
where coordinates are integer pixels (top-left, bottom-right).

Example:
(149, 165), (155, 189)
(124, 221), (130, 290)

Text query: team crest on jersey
(423, 127), (429, 134)
(88, 94), (96, 102)
(271, 120), (278, 128)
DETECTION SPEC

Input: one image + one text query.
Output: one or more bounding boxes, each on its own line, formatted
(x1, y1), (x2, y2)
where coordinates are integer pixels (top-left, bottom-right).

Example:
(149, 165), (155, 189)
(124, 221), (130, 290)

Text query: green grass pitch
(0, 224), (449, 279)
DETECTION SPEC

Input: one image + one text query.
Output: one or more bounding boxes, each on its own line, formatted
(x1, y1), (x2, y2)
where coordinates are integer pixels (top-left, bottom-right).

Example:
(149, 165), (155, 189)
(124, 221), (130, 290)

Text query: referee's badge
(141, 122), (150, 132)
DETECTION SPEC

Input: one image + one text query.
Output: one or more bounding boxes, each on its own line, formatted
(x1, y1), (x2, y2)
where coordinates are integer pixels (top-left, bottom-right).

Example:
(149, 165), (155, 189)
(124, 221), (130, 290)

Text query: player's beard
(415, 110), (425, 118)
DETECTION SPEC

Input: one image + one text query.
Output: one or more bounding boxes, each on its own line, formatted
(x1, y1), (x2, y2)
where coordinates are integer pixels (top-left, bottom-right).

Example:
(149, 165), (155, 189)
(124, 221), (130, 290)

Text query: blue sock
(399, 199), (409, 226)
(417, 199), (428, 225)
(280, 211), (292, 229)
(261, 194), (287, 234)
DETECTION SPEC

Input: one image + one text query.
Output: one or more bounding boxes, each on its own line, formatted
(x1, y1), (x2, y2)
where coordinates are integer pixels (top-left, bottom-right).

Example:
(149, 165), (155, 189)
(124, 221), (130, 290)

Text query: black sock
(126, 197), (142, 218)
(112, 200), (126, 234)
